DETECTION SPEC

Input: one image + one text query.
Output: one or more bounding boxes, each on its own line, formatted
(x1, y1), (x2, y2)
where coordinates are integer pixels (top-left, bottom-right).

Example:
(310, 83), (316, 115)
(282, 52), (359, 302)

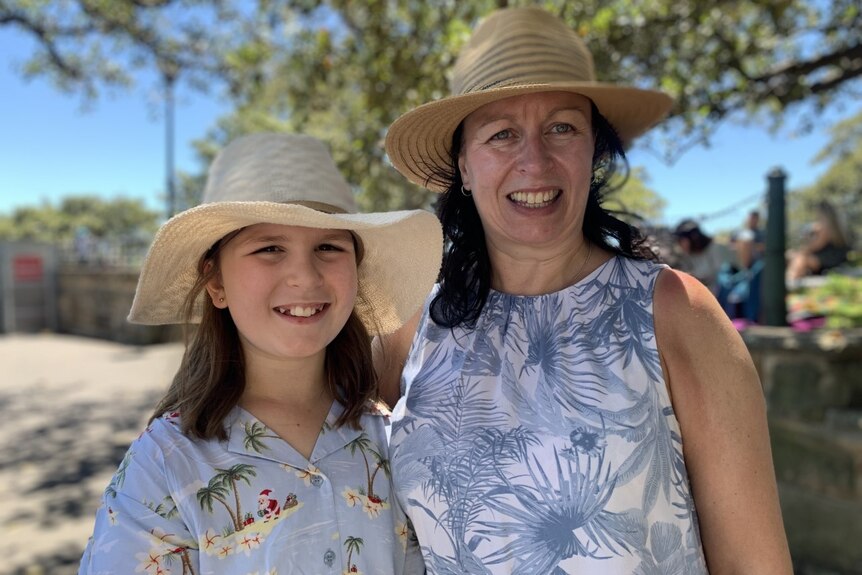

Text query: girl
(78, 133), (441, 574)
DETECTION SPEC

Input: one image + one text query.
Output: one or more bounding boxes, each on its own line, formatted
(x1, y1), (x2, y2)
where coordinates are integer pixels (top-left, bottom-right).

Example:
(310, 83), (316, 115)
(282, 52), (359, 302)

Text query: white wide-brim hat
(385, 7), (675, 192)
(129, 133), (443, 336)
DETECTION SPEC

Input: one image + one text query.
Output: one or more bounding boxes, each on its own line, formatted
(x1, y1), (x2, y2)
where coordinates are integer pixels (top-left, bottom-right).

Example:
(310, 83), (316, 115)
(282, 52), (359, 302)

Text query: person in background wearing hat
(78, 133), (439, 574)
(377, 7), (791, 574)
(672, 219), (734, 294)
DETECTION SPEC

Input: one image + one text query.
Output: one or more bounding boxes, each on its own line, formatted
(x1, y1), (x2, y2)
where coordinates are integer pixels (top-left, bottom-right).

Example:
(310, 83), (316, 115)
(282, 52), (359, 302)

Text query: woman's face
(458, 91), (595, 258)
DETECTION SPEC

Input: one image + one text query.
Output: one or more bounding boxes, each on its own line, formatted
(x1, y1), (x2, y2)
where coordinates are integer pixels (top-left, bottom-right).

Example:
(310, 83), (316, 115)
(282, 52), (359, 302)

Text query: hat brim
(128, 201), (443, 336)
(385, 82), (674, 192)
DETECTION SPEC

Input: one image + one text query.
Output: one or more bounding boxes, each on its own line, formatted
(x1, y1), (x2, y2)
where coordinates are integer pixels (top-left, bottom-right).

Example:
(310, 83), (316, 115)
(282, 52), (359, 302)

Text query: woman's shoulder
(653, 267), (736, 347)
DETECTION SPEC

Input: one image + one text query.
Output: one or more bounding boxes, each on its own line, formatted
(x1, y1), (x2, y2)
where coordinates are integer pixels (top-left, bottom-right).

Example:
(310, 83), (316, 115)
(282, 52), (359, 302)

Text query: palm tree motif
(345, 433), (388, 502)
(477, 448), (639, 571)
(167, 546), (196, 575)
(344, 536), (364, 573)
(104, 449), (134, 499)
(148, 529), (197, 575)
(196, 477), (240, 532)
(146, 495), (179, 519)
(213, 464), (257, 531)
(243, 421), (279, 453)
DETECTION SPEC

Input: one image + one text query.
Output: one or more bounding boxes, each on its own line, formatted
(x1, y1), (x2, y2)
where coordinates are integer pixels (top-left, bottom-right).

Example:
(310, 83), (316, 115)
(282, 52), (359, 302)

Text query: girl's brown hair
(149, 231), (376, 440)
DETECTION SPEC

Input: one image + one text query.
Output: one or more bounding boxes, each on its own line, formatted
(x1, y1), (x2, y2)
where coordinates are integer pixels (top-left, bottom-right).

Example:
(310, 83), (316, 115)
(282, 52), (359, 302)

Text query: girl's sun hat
(384, 6), (674, 192)
(128, 133), (443, 336)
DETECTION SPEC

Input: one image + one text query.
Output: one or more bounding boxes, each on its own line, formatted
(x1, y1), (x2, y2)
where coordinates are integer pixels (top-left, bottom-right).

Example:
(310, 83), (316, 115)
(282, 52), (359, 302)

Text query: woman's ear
(458, 151), (470, 190)
(204, 262), (228, 309)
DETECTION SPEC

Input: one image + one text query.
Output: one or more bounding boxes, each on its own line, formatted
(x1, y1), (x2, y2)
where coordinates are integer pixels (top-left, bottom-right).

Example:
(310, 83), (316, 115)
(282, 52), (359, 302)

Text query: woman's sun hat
(385, 6), (674, 192)
(128, 133), (443, 336)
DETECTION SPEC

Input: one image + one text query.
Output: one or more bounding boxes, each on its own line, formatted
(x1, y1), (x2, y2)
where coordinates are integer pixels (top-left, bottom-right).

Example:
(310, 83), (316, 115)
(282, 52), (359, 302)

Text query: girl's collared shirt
(79, 401), (423, 575)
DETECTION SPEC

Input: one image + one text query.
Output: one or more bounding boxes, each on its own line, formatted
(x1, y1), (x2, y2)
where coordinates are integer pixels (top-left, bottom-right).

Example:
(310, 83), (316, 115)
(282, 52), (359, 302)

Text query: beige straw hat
(385, 6), (674, 192)
(128, 133), (443, 336)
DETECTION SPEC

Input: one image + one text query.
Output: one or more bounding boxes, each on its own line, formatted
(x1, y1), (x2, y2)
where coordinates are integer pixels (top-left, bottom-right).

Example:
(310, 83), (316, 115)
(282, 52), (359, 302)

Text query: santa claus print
(257, 489), (281, 521)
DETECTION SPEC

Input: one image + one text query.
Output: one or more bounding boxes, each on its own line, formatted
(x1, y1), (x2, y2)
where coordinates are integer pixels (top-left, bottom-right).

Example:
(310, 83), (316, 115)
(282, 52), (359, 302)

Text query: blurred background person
(732, 209), (765, 267)
(787, 200), (852, 281)
(672, 219), (734, 294)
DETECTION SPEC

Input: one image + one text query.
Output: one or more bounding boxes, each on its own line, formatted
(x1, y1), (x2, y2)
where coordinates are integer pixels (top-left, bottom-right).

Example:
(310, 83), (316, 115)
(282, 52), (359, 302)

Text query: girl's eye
(317, 243), (345, 252)
(254, 245), (282, 254)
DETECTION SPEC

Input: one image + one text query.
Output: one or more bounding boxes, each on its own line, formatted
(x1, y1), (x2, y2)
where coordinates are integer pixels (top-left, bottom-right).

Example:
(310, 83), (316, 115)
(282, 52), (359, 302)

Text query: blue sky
(2, 28), (859, 236)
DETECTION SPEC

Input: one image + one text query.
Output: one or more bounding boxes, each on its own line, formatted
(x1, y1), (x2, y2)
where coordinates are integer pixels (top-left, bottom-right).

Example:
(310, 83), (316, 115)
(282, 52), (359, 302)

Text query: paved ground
(0, 334), (183, 575)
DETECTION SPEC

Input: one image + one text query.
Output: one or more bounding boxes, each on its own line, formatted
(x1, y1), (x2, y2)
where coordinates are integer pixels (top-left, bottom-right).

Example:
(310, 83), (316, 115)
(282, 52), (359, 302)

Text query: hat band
(454, 33), (594, 95)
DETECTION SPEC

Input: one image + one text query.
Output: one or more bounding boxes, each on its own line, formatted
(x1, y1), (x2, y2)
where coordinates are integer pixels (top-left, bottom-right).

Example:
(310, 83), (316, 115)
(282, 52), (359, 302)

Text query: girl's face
(458, 91), (595, 259)
(207, 223), (358, 366)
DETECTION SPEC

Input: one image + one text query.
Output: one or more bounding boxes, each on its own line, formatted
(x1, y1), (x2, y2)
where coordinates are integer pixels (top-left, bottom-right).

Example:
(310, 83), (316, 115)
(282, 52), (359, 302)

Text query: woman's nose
(517, 134), (553, 175)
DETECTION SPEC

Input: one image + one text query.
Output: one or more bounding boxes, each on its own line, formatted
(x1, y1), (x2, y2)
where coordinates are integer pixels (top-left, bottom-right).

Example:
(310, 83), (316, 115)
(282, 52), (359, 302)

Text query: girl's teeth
(277, 306), (322, 317)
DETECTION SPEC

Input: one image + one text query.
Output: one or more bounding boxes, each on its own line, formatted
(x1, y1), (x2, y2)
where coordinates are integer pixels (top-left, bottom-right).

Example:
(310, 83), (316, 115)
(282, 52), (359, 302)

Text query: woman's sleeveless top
(389, 256), (708, 574)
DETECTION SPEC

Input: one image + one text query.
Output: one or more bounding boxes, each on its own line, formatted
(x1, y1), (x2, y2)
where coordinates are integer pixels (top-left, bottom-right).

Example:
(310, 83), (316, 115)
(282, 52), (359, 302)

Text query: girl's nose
(284, 253), (323, 287)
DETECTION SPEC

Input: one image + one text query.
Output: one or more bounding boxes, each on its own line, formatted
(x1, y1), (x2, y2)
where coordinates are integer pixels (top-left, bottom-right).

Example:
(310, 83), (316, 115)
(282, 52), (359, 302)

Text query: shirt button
(323, 548), (335, 567)
(311, 474), (324, 487)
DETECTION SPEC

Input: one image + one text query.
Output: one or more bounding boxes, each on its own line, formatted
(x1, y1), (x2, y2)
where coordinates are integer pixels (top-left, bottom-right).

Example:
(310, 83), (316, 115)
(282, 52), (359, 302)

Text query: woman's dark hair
(150, 232), (375, 439)
(430, 100), (655, 329)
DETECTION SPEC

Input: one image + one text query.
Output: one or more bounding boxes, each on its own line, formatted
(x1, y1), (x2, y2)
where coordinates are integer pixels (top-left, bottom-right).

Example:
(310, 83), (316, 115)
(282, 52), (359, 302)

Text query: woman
(787, 200), (851, 280)
(378, 7), (791, 574)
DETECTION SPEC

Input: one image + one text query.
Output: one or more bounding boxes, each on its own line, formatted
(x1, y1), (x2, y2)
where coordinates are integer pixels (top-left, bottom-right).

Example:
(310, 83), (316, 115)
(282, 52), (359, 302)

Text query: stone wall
(742, 327), (862, 575)
(56, 265), (180, 345)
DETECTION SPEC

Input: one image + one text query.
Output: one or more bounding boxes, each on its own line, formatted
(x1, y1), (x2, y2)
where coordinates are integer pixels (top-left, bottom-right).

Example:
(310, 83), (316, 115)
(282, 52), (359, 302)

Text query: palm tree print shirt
(389, 257), (709, 574)
(79, 401), (423, 575)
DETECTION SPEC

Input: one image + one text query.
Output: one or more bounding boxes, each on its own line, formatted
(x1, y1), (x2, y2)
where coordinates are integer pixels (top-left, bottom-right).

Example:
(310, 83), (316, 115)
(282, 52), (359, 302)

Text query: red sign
(13, 255), (44, 282)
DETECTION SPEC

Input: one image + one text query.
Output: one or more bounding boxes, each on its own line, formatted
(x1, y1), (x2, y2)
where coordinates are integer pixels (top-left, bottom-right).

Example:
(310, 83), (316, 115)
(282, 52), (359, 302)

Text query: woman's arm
(372, 309), (422, 407)
(654, 268), (792, 574)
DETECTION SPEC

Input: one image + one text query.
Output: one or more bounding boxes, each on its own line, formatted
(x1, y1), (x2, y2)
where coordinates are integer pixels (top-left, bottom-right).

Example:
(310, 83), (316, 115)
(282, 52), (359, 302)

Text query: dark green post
(763, 168), (787, 326)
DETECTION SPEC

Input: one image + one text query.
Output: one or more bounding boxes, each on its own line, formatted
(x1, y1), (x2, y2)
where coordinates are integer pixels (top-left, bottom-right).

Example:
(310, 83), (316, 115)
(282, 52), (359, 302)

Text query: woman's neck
(488, 237), (598, 295)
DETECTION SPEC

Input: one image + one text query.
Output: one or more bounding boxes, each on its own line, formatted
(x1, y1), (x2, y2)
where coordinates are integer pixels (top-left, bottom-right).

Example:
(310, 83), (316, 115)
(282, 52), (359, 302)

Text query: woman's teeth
(508, 190), (560, 207)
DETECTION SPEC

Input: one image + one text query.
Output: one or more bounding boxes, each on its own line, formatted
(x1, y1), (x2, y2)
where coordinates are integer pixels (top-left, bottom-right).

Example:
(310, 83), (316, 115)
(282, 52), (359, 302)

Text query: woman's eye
(489, 129), (512, 141)
(550, 123), (574, 134)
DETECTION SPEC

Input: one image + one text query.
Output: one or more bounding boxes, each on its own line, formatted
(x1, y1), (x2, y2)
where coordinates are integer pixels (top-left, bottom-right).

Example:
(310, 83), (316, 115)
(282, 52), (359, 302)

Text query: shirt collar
(224, 400), (389, 470)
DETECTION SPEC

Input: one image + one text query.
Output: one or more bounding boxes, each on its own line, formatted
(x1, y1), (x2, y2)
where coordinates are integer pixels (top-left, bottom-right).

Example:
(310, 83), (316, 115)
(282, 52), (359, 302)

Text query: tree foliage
(3, 0), (860, 213)
(605, 168), (667, 224)
(0, 195), (160, 243)
(0, 0), (242, 100)
(787, 111), (862, 247)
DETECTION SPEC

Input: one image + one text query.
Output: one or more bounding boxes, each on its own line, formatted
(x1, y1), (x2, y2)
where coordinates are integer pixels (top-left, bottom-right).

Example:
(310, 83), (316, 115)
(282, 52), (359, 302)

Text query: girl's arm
(78, 437), (198, 574)
(654, 268), (792, 574)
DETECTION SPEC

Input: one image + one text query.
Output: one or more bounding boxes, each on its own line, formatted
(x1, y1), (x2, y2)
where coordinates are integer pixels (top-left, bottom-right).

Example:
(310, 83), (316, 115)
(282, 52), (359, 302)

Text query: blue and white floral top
(79, 401), (423, 575)
(389, 256), (708, 574)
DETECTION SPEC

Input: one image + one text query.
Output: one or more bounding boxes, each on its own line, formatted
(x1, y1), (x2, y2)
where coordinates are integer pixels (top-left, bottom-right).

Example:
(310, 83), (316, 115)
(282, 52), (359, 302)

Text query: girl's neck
(239, 353), (335, 460)
(241, 352), (329, 408)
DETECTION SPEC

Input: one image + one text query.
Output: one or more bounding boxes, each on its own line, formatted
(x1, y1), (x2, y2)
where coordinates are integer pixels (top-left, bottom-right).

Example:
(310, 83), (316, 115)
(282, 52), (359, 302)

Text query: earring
(460, 185), (472, 197)
(218, 297), (225, 303)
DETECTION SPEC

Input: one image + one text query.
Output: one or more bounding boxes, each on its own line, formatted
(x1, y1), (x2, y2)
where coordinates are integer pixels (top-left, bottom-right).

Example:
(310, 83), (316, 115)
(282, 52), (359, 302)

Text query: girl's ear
(204, 262), (228, 309)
